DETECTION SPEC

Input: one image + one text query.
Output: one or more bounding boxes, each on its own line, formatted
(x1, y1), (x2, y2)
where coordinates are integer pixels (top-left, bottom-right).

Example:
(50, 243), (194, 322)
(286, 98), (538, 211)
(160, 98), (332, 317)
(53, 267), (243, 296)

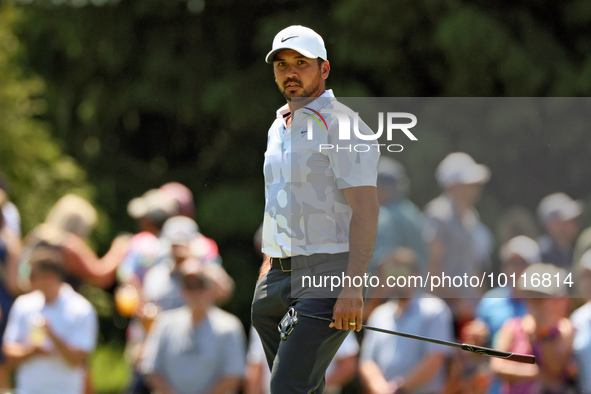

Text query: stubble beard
(279, 75), (323, 102)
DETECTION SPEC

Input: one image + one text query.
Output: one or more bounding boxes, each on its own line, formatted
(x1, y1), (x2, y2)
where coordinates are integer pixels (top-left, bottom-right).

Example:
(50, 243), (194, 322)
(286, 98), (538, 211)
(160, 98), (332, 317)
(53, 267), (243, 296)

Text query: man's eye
(298, 60), (307, 65)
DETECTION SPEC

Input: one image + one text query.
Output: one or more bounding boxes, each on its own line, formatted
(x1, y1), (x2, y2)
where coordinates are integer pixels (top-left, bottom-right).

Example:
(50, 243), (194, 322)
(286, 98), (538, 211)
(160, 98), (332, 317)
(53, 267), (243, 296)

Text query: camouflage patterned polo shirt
(262, 90), (380, 258)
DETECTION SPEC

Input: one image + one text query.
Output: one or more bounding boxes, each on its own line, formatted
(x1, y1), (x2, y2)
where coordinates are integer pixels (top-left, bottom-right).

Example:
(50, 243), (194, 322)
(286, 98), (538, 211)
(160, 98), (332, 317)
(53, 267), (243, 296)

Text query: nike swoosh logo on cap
(281, 36), (298, 42)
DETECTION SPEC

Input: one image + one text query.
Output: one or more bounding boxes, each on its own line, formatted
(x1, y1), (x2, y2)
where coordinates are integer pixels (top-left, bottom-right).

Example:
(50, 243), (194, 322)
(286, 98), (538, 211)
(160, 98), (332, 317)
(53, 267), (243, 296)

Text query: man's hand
(329, 292), (363, 332)
(42, 318), (89, 367)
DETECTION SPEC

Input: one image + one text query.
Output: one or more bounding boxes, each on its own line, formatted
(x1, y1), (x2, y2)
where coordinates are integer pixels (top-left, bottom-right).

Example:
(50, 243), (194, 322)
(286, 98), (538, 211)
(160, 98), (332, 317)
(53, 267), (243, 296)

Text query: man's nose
(285, 64), (298, 78)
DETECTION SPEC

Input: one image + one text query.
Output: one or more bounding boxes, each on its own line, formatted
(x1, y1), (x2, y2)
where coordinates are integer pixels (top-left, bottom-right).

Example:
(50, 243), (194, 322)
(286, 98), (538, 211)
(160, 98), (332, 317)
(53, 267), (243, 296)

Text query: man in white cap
(251, 25), (379, 393)
(474, 235), (541, 394)
(491, 263), (575, 393)
(477, 235), (541, 341)
(423, 152), (493, 300)
(369, 156), (427, 275)
(537, 192), (583, 270)
(141, 258), (246, 394)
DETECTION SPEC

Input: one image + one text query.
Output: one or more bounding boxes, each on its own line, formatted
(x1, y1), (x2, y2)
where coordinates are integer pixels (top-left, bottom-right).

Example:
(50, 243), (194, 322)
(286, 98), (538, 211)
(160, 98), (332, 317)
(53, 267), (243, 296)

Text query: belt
(271, 257), (292, 273)
(270, 252), (349, 273)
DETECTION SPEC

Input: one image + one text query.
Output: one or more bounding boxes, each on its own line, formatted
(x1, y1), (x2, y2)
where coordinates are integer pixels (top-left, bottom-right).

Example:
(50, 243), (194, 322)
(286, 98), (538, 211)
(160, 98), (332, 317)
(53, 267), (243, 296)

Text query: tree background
(2, 0), (591, 389)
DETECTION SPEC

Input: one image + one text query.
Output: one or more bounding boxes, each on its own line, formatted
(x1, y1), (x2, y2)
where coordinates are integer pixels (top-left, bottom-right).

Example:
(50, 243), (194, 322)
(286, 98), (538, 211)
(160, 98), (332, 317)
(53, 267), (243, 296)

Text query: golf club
(278, 307), (535, 364)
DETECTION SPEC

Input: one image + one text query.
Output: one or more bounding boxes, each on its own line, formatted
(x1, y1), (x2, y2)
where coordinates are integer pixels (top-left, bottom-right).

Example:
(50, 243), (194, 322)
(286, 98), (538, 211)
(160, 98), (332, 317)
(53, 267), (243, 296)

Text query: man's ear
(321, 60), (330, 79)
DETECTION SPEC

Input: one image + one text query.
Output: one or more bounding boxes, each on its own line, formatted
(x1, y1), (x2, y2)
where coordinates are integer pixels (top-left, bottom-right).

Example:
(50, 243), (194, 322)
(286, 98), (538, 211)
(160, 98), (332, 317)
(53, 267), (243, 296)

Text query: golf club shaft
(297, 312), (535, 364)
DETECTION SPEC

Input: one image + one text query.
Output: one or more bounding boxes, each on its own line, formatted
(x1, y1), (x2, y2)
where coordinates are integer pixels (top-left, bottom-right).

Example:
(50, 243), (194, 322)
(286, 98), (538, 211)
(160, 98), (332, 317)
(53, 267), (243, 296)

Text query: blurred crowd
(0, 150), (591, 393)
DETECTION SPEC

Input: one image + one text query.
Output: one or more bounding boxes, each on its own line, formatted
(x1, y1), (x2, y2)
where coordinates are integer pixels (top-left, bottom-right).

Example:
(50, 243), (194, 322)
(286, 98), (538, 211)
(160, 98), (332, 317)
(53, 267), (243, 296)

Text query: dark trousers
(251, 253), (350, 394)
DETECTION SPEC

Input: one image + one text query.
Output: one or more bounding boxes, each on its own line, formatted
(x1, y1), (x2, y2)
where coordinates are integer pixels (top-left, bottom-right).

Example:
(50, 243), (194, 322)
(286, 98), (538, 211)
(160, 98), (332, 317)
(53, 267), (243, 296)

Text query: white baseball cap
(436, 152), (490, 188)
(499, 235), (541, 265)
(537, 192), (583, 224)
(161, 216), (199, 245)
(127, 189), (178, 220)
(580, 249), (591, 272)
(265, 25), (327, 63)
(518, 263), (568, 297)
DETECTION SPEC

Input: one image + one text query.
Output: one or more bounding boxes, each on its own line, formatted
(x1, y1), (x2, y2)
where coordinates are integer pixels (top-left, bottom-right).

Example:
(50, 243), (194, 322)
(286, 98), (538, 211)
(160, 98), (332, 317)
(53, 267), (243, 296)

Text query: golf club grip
(461, 344), (536, 364)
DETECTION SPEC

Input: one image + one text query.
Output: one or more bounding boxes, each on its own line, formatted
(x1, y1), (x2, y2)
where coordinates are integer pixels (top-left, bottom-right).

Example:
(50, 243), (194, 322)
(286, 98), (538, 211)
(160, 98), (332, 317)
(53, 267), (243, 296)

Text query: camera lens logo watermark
(303, 108), (418, 152)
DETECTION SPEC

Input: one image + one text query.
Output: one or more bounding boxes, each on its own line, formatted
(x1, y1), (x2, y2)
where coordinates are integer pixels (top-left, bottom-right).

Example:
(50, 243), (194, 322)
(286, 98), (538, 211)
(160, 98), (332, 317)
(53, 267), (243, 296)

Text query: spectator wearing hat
(116, 188), (180, 288)
(115, 188), (182, 394)
(143, 216), (232, 312)
(140, 258), (246, 394)
(364, 157), (428, 320)
(423, 153), (493, 318)
(158, 183), (222, 266)
(491, 263), (575, 393)
(457, 236), (542, 394)
(117, 187), (221, 288)
(537, 192), (583, 271)
(0, 189), (21, 389)
(2, 243), (98, 394)
(370, 157), (427, 274)
(570, 249), (591, 393)
(160, 182), (195, 220)
(477, 236), (542, 344)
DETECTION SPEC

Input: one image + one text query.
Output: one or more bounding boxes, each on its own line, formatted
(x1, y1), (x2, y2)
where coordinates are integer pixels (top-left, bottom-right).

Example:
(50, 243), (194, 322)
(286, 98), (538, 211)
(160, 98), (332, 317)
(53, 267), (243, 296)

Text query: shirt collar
(275, 89), (335, 121)
(47, 283), (73, 306)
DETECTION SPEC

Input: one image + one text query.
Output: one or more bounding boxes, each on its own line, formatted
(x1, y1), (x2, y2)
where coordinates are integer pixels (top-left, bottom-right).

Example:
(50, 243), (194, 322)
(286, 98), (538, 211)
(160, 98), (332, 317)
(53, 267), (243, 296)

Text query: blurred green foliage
(0, 6), (95, 233)
(90, 344), (131, 393)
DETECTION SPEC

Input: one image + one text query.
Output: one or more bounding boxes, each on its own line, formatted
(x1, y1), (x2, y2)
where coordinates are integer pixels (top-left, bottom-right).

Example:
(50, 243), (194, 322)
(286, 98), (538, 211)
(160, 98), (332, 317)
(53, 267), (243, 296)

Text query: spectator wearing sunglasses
(141, 258), (246, 394)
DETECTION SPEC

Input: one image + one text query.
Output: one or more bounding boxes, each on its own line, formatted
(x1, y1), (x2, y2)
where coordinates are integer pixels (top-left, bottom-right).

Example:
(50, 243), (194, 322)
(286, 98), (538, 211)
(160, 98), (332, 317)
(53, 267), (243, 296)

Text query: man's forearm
(400, 352), (445, 391)
(207, 376), (242, 394)
(147, 373), (180, 394)
(325, 356), (357, 388)
(359, 360), (393, 394)
(346, 207), (378, 281)
(344, 186), (379, 284)
(45, 330), (88, 367)
(3, 343), (39, 367)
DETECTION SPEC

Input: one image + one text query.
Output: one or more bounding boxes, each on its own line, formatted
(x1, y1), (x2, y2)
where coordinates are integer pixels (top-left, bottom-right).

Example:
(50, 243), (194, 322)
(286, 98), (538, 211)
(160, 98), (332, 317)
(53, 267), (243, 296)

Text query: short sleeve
(247, 326), (266, 364)
(325, 116), (379, 190)
(422, 214), (445, 245)
(359, 326), (380, 363)
(140, 315), (166, 375)
(423, 301), (454, 355)
(69, 307), (98, 353)
(220, 321), (247, 378)
(3, 297), (27, 345)
(336, 332), (359, 359)
(359, 309), (385, 363)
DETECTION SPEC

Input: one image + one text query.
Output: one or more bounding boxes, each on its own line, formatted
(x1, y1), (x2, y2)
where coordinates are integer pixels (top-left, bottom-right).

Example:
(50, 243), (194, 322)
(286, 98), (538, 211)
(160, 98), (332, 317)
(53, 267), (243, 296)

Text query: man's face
(546, 217), (579, 245)
(502, 255), (529, 277)
(171, 244), (191, 261)
(450, 183), (483, 206)
(29, 264), (57, 295)
(29, 266), (46, 291)
(181, 274), (214, 310)
(273, 49), (329, 102)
